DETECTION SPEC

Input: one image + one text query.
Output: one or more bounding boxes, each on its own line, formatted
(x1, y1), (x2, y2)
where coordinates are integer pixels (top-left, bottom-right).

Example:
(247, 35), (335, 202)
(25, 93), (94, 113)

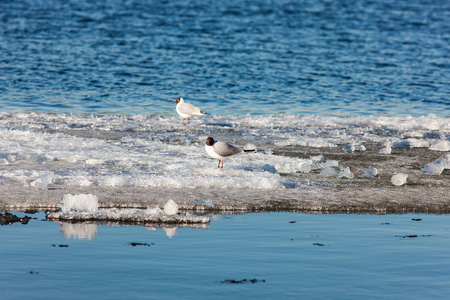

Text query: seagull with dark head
(172, 97), (207, 125)
(205, 137), (255, 168)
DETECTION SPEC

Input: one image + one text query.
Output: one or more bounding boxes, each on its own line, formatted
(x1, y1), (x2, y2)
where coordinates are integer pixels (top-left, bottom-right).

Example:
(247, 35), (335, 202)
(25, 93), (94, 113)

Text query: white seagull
(205, 137), (255, 168)
(172, 97), (207, 125)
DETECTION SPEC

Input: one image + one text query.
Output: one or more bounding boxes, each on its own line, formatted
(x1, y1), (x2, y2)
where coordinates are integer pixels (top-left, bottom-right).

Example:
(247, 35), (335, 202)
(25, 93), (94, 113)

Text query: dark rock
(0, 212), (31, 225)
(411, 219), (422, 221)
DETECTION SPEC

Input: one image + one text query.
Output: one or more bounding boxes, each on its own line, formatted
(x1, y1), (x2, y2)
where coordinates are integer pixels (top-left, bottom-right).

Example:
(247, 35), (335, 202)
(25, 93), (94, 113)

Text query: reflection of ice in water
(145, 225), (177, 238)
(163, 227), (177, 238)
(60, 223), (98, 240)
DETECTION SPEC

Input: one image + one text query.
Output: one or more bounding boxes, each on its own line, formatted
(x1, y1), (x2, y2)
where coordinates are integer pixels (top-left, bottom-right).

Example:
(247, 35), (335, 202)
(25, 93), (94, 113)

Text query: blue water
(0, 0), (449, 116)
(1, 212), (450, 299)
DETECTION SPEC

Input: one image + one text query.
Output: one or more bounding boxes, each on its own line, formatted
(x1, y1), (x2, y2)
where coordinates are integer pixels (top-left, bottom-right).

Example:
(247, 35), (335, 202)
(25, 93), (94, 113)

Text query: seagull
(172, 97), (207, 125)
(205, 137), (255, 168)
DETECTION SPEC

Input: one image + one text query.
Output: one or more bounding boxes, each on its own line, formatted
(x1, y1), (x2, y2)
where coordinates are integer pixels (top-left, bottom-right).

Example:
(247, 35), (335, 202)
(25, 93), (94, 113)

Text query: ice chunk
(30, 174), (53, 190)
(145, 206), (164, 215)
(391, 173), (408, 186)
(61, 194), (99, 213)
(243, 143), (257, 151)
(321, 166), (338, 177)
(164, 199), (178, 215)
(422, 154), (450, 175)
(86, 159), (104, 165)
(393, 139), (429, 148)
(261, 164), (277, 174)
(0, 158), (9, 165)
(310, 155), (325, 161)
(422, 163), (444, 175)
(338, 167), (354, 179)
(429, 140), (450, 152)
(375, 146), (392, 155)
(342, 144), (366, 152)
(194, 199), (213, 208)
(300, 163), (312, 174)
(363, 167), (378, 178)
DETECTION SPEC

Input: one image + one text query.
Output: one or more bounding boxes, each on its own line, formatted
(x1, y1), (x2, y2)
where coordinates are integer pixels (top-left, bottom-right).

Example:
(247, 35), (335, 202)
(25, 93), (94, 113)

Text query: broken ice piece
(363, 167), (378, 178)
(164, 199), (178, 215)
(391, 173), (408, 186)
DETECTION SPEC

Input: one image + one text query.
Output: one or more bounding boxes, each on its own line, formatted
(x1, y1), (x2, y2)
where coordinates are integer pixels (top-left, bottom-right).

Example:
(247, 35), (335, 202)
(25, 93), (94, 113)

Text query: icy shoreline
(1, 185), (449, 214)
(0, 113), (449, 214)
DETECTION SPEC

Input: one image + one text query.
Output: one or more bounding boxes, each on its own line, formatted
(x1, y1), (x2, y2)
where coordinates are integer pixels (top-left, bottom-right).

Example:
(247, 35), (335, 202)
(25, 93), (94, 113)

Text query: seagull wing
(178, 102), (205, 116)
(214, 141), (244, 157)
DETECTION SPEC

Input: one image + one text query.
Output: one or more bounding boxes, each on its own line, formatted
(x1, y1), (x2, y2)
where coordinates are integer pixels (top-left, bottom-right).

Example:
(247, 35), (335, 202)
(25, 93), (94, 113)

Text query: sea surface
(1, 212), (450, 299)
(0, 0), (449, 116)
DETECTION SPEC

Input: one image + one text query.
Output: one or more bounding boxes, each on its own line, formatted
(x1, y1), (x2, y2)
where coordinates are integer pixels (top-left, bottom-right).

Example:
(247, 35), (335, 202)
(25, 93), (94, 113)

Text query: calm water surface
(1, 212), (450, 299)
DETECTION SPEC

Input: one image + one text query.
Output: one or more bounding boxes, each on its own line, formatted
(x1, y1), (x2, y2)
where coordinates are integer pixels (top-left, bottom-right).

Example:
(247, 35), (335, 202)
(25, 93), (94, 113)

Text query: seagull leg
(183, 118), (186, 125)
(217, 160), (221, 168)
(188, 118), (190, 124)
(220, 160), (224, 168)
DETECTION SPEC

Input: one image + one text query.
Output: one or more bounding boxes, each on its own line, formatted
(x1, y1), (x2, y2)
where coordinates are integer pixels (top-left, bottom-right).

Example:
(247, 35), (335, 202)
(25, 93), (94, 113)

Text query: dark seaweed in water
(128, 242), (154, 247)
(0, 212), (31, 225)
(313, 243), (329, 247)
(396, 235), (434, 239)
(221, 279), (266, 284)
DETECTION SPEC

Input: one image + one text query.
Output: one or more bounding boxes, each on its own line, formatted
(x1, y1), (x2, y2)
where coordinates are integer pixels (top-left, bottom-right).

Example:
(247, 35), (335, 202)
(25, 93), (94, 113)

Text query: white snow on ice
(61, 194), (99, 212)
(0, 113), (448, 195)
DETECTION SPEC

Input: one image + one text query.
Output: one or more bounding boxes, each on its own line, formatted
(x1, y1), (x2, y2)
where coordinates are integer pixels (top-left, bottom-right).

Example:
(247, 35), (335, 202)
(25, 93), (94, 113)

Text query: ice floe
(0, 113), (448, 211)
(47, 195), (209, 224)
